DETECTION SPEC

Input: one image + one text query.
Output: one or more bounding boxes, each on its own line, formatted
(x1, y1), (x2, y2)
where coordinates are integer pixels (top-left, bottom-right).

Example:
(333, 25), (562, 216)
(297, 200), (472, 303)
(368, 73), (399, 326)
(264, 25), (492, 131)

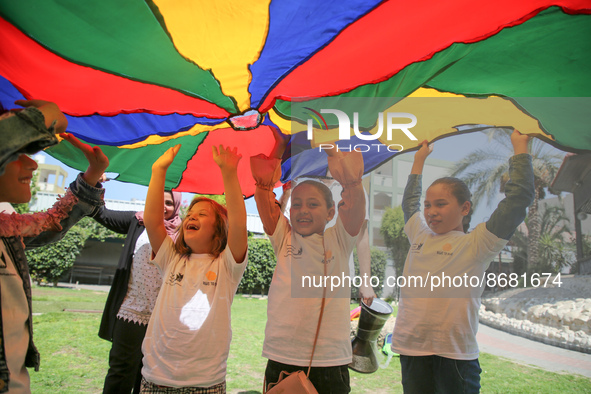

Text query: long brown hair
(174, 197), (228, 257)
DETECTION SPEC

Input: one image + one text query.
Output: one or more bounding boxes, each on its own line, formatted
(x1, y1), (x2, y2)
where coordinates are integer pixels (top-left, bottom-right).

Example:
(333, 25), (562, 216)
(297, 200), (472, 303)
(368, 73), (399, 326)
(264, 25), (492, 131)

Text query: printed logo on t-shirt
(166, 272), (184, 286)
(285, 244), (303, 259)
(410, 242), (424, 254)
(203, 270), (217, 286)
(205, 271), (217, 281)
(322, 250), (334, 265)
(437, 243), (454, 256)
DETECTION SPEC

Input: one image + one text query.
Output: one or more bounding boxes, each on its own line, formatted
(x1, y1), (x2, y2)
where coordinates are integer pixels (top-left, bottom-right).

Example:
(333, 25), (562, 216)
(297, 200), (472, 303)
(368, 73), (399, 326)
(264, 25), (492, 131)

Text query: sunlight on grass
(32, 313), (110, 393)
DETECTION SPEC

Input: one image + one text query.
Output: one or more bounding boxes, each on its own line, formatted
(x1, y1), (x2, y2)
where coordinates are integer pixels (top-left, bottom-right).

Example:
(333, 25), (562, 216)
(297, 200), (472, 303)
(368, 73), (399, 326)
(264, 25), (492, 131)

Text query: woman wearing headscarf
(92, 189), (182, 394)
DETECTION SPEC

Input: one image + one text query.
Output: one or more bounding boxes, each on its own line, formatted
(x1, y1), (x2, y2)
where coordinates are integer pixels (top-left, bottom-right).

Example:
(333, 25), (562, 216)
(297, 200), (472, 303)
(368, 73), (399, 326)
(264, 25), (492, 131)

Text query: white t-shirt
(263, 214), (357, 367)
(392, 212), (507, 360)
(0, 241), (31, 394)
(141, 237), (247, 387)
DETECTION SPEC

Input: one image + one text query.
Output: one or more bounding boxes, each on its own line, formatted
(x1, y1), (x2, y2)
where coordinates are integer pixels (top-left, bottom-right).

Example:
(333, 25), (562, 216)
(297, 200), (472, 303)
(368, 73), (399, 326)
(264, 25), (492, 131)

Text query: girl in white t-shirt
(250, 130), (366, 394)
(140, 145), (248, 393)
(392, 130), (534, 393)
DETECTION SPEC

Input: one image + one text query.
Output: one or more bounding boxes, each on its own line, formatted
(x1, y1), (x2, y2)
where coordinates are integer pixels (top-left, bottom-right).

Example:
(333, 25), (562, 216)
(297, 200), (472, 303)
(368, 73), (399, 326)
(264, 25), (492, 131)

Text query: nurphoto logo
(305, 108), (418, 153)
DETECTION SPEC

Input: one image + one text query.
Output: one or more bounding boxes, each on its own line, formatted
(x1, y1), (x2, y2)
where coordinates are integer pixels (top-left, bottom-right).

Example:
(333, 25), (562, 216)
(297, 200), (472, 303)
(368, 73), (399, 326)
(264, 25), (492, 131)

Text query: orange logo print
(205, 271), (217, 281)
(443, 243), (452, 252)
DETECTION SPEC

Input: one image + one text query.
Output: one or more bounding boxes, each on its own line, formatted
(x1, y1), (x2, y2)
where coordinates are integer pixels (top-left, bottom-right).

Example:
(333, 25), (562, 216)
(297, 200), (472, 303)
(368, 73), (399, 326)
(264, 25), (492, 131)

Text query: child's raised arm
(60, 132), (109, 186)
(402, 140), (432, 223)
(1, 134), (108, 239)
(410, 140), (432, 175)
(511, 128), (530, 155)
(213, 145), (247, 263)
(250, 126), (288, 235)
(325, 147), (365, 237)
(486, 130), (535, 240)
(145, 145), (180, 255)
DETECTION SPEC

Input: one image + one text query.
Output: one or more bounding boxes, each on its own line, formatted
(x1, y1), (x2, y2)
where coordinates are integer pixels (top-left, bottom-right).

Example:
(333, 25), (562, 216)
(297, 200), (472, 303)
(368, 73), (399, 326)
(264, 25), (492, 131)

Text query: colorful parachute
(1, 1), (590, 196)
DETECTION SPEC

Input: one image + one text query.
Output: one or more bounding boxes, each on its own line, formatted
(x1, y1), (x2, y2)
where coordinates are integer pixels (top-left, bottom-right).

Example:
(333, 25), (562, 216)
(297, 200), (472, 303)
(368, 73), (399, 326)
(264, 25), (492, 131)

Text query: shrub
(25, 217), (122, 286)
(352, 247), (388, 298)
(26, 225), (88, 286)
(238, 238), (277, 295)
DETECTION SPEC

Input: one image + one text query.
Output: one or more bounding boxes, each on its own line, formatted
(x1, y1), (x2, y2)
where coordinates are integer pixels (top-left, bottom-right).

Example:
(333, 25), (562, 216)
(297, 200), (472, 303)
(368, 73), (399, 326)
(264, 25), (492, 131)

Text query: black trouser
(103, 317), (148, 394)
(400, 355), (482, 394)
(265, 359), (350, 394)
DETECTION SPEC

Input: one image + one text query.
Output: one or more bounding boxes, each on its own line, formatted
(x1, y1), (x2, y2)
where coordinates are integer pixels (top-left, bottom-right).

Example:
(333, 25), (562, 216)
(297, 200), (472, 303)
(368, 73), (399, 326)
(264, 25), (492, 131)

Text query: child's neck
(190, 246), (213, 255)
(186, 240), (214, 255)
(297, 230), (325, 238)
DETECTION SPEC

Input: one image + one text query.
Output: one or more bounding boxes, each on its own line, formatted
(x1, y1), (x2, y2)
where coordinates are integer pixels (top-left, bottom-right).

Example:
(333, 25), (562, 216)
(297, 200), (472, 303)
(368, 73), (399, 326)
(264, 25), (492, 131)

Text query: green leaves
(238, 238), (276, 294)
(380, 206), (410, 280)
(352, 247), (389, 298)
(26, 225), (88, 285)
(25, 217), (123, 285)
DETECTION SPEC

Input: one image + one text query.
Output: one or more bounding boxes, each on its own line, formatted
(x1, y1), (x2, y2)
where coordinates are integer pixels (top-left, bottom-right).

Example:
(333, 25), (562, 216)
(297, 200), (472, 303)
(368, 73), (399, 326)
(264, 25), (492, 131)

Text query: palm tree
(510, 206), (575, 274)
(450, 128), (564, 274)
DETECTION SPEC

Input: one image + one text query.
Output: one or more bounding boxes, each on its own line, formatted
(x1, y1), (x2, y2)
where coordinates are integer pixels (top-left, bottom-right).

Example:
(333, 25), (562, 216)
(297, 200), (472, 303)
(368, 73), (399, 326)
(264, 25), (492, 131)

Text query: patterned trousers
(140, 378), (226, 394)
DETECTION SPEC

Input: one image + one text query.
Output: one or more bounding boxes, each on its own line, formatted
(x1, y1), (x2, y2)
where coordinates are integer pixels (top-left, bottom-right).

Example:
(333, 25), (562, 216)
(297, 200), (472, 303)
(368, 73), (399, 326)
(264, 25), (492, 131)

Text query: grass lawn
(29, 286), (591, 393)
(31, 286), (110, 393)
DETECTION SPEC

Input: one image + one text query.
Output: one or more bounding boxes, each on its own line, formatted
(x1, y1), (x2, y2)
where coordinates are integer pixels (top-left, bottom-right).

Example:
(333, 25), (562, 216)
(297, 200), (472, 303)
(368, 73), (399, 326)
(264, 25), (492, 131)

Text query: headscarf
(135, 191), (182, 236)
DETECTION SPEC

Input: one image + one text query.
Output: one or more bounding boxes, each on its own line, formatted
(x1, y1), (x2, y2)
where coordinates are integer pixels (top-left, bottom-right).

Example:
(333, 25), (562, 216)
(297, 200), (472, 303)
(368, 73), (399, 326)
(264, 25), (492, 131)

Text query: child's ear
(327, 206), (336, 222)
(461, 201), (471, 216)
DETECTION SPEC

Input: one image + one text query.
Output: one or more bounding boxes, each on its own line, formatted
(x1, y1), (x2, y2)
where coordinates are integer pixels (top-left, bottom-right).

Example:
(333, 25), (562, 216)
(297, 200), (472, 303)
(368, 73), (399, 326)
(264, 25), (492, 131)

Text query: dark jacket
(93, 207), (145, 341)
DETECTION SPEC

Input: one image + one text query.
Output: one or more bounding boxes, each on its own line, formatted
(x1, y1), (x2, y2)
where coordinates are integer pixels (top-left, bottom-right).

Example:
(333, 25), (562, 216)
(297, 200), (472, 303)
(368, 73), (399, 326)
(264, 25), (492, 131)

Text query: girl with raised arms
(392, 130), (535, 393)
(140, 144), (248, 394)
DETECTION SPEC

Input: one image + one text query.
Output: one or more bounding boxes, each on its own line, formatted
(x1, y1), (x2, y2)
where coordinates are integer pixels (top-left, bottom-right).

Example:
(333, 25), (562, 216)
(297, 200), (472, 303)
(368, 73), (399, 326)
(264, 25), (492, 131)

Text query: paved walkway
(59, 282), (111, 292)
(477, 323), (591, 378)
